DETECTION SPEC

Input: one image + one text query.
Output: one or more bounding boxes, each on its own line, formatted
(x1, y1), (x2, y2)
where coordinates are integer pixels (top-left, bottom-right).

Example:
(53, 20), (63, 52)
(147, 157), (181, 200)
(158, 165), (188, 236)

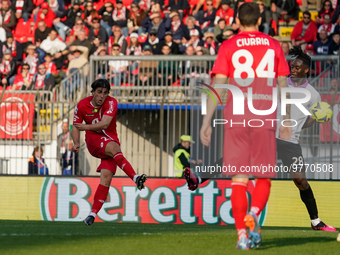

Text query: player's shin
(231, 182), (248, 239)
(250, 178), (271, 216)
(113, 152), (137, 180)
(91, 184), (110, 215)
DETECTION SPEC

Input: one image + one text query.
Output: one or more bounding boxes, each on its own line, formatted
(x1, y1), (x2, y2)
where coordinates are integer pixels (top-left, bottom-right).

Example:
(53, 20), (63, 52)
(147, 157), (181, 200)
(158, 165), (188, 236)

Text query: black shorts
(276, 139), (306, 173)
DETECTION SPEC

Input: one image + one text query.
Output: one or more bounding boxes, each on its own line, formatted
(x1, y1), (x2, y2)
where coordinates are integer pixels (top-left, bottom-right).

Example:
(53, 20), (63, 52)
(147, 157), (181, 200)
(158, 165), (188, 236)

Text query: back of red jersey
(73, 96), (119, 141)
(211, 31), (290, 128)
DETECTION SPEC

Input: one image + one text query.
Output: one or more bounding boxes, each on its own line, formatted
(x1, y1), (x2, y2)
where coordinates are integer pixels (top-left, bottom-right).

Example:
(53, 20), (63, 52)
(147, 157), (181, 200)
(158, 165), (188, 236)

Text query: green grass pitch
(0, 220), (339, 255)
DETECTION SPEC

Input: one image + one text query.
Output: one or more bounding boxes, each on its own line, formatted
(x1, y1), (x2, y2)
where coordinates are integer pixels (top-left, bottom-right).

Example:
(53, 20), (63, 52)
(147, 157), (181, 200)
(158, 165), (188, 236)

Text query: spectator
(313, 29), (332, 55)
(158, 44), (177, 86)
(82, 1), (99, 28)
(186, 16), (203, 38)
(159, 31), (180, 54)
(28, 146), (48, 175)
(127, 32), (142, 56)
(88, 17), (108, 44)
(331, 2), (340, 24)
(29, 63), (56, 91)
(166, 10), (190, 43)
(1, 31), (23, 63)
(141, 11), (167, 39)
(0, 49), (16, 88)
(142, 29), (161, 55)
(137, 45), (158, 86)
(62, 140), (78, 175)
(68, 17), (90, 45)
(317, 0), (334, 25)
(291, 11), (317, 48)
(53, 49), (70, 71)
(112, 0), (130, 31)
(150, 1), (165, 19)
(127, 1), (147, 35)
(168, 0), (188, 19)
(231, 0), (245, 31)
(71, 29), (92, 55)
(330, 78), (339, 92)
(49, 0), (65, 17)
(89, 35), (103, 55)
(281, 41), (290, 56)
(34, 20), (52, 47)
(106, 44), (128, 87)
(214, 19), (232, 43)
(214, 0), (234, 26)
(0, 0), (16, 32)
(0, 26), (5, 42)
(53, 1), (83, 41)
(108, 26), (128, 55)
(330, 31), (340, 54)
(12, 0), (34, 22)
(98, 1), (114, 37)
(43, 53), (58, 76)
(199, 31), (216, 55)
(318, 13), (338, 36)
(257, 0), (271, 35)
(180, 29), (202, 53)
(12, 63), (33, 90)
(36, 2), (56, 29)
(57, 118), (71, 169)
(305, 43), (315, 56)
(271, 0), (298, 24)
(23, 44), (39, 75)
(197, 0), (216, 33)
(40, 29), (67, 56)
(67, 45), (89, 76)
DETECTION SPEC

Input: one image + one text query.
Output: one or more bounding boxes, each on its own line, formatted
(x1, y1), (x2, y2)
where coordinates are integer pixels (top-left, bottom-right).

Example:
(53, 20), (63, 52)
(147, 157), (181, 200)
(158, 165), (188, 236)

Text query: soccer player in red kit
(71, 79), (147, 226)
(199, 3), (291, 250)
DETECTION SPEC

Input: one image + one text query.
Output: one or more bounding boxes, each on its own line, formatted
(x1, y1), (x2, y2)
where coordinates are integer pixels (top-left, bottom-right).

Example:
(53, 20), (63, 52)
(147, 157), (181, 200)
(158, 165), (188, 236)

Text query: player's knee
(293, 178), (308, 189)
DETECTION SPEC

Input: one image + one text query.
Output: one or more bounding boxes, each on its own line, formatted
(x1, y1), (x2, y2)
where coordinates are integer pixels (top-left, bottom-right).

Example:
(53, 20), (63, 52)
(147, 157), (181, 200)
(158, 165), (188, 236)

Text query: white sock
(198, 176), (202, 185)
(89, 212), (97, 218)
(311, 218), (321, 226)
(133, 174), (139, 183)
(250, 206), (260, 216)
(237, 229), (247, 240)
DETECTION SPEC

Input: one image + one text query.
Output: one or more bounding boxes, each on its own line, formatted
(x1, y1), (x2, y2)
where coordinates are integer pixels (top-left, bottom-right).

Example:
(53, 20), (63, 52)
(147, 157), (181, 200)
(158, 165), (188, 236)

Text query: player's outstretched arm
(200, 74), (227, 147)
(71, 125), (80, 153)
(278, 75), (292, 140)
(302, 116), (315, 129)
(74, 115), (114, 131)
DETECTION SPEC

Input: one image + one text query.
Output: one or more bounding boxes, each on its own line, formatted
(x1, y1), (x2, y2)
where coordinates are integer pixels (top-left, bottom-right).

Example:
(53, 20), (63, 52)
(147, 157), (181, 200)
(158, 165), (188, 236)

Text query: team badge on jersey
(93, 109), (98, 113)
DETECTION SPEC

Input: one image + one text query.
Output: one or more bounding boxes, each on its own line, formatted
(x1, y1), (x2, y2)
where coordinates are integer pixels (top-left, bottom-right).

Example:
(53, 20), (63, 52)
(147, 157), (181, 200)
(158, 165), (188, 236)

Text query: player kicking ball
(196, 2), (291, 250)
(71, 79), (147, 226)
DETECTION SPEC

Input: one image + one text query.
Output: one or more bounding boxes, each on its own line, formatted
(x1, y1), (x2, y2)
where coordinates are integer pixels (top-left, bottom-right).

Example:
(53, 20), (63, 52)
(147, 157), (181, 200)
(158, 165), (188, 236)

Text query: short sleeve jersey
(73, 96), (119, 142)
(212, 31), (290, 129)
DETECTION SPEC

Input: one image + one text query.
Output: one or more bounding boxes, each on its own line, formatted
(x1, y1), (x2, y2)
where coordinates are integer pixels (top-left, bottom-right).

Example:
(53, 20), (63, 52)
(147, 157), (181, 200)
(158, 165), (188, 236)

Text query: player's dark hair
(289, 46), (311, 67)
(91, 79), (110, 92)
(238, 2), (260, 26)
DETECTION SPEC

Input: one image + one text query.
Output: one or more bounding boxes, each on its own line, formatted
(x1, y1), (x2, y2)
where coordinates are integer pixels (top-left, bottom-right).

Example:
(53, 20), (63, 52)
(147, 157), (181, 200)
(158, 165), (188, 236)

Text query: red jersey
(73, 95), (119, 143)
(212, 31), (290, 129)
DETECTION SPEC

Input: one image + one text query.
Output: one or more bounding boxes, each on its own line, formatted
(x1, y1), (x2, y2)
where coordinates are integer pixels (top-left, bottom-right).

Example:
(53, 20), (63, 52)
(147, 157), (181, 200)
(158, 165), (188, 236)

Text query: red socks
(91, 184), (109, 214)
(250, 179), (271, 217)
(113, 152), (137, 180)
(231, 182), (248, 231)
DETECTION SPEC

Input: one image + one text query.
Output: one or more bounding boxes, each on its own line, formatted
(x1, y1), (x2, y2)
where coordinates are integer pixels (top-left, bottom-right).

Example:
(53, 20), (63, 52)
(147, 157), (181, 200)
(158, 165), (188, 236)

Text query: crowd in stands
(0, 0), (340, 90)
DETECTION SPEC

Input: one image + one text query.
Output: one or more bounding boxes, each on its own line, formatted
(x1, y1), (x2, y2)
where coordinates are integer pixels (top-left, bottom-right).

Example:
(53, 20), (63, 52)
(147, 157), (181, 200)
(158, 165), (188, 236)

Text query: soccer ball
(310, 101), (333, 123)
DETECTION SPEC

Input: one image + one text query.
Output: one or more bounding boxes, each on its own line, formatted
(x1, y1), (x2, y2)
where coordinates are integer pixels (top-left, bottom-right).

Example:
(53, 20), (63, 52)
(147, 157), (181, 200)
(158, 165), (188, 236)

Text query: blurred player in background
(276, 47), (336, 232)
(196, 2), (291, 250)
(71, 79), (147, 226)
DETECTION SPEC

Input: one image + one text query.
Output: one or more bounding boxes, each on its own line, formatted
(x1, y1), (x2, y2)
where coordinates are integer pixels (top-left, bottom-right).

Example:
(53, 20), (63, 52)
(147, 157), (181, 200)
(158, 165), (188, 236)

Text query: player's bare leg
(231, 175), (250, 250)
(84, 169), (114, 226)
(291, 171), (336, 231)
(105, 141), (147, 190)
